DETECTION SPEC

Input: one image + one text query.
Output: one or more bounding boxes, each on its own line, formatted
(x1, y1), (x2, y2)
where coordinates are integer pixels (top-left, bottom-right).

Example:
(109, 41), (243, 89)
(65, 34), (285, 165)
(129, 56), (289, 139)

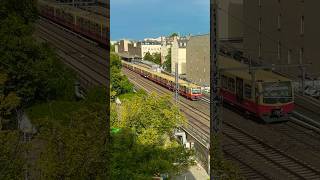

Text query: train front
(258, 81), (294, 123)
(190, 87), (203, 100)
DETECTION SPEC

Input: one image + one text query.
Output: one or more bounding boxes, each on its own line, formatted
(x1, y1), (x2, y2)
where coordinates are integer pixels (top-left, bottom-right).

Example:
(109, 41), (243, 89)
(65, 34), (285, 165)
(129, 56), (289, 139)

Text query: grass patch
(27, 101), (83, 126)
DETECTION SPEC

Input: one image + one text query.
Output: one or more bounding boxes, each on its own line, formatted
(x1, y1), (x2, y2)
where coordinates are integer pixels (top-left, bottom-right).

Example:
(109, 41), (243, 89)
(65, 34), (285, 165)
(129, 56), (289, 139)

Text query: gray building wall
(186, 34), (210, 86)
(219, 0), (244, 39)
(243, 0), (320, 78)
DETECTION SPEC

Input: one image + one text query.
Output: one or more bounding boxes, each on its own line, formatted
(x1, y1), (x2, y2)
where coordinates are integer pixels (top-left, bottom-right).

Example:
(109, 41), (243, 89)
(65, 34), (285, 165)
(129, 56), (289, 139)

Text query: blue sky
(110, 0), (209, 41)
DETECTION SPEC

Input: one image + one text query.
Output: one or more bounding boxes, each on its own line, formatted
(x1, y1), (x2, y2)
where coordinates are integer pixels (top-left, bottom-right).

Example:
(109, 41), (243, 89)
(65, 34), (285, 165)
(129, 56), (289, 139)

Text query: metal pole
(302, 66), (306, 95)
(175, 63), (179, 103)
(210, 0), (220, 178)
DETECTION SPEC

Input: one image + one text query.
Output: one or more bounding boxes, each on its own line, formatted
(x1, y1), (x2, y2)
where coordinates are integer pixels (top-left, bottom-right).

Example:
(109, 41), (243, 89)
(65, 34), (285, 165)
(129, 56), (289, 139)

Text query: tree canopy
(143, 52), (161, 65)
(110, 53), (133, 96)
(0, 131), (26, 180)
(110, 93), (194, 178)
(169, 33), (179, 38)
(163, 48), (172, 72)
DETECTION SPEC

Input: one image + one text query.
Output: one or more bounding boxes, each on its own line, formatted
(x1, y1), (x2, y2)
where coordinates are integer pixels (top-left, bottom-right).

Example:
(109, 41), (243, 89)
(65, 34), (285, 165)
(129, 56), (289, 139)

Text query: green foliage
(0, 72), (20, 129)
(0, 12), (76, 107)
(169, 33), (178, 37)
(163, 48), (172, 72)
(85, 86), (107, 104)
(110, 53), (133, 95)
(32, 103), (107, 179)
(110, 43), (115, 52)
(143, 52), (161, 65)
(0, 0), (38, 24)
(152, 52), (161, 65)
(110, 93), (194, 178)
(118, 93), (185, 137)
(211, 135), (244, 180)
(110, 129), (194, 179)
(143, 52), (153, 61)
(0, 131), (26, 180)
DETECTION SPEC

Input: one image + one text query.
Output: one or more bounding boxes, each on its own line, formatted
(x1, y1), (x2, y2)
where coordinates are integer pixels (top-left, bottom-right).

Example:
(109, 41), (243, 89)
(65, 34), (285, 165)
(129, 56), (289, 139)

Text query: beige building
(243, 0), (320, 78)
(140, 41), (161, 58)
(186, 34), (210, 86)
(171, 37), (188, 74)
(160, 42), (172, 64)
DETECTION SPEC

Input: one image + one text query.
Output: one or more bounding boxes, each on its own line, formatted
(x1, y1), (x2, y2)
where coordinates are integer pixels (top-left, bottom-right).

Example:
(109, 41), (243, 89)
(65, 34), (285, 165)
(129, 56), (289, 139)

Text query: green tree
(110, 93), (194, 178)
(163, 48), (172, 72)
(110, 43), (115, 52)
(0, 0), (37, 24)
(143, 52), (153, 61)
(0, 14), (76, 106)
(110, 53), (133, 95)
(0, 131), (26, 180)
(34, 104), (108, 179)
(152, 52), (161, 65)
(0, 73), (20, 129)
(169, 32), (178, 38)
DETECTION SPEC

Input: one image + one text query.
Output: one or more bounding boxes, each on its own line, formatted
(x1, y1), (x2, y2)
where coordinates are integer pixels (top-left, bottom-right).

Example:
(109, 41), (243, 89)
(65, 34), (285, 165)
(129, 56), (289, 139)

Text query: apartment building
(243, 0), (320, 78)
(171, 37), (188, 75)
(186, 34), (210, 86)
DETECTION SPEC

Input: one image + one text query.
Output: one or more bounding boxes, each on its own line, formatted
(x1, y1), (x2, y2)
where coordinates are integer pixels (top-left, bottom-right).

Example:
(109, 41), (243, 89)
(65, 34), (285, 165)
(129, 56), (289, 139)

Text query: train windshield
(262, 81), (292, 104)
(192, 88), (201, 94)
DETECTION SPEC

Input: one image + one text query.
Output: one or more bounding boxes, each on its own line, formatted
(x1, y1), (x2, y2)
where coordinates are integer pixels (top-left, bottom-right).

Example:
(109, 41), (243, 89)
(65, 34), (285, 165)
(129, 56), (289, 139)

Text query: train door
(236, 77), (244, 102)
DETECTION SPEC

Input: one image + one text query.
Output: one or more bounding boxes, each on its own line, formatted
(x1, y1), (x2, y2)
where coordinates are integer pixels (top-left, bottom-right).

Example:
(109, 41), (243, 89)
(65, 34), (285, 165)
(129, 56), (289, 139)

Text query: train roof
(38, 0), (107, 26)
(122, 61), (201, 89)
(218, 56), (291, 82)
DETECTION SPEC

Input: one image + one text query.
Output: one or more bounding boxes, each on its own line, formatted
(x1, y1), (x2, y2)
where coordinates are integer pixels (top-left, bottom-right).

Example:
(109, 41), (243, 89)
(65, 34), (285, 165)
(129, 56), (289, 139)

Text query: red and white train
(218, 57), (294, 123)
(38, 0), (108, 46)
(122, 61), (203, 100)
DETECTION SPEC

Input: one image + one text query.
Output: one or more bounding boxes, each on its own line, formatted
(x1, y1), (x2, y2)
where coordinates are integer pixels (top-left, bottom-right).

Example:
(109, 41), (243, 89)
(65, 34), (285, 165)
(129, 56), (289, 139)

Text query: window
(244, 84), (252, 99)
(300, 16), (304, 35)
(277, 41), (281, 59)
(277, 14), (281, 30)
(258, 17), (262, 33)
(228, 78), (235, 92)
(299, 47), (304, 64)
(221, 75), (228, 88)
(258, 43), (262, 58)
(288, 50), (291, 64)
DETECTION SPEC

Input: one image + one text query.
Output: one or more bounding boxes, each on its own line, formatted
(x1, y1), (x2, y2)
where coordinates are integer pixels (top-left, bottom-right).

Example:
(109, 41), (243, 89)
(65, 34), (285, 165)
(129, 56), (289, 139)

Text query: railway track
(36, 17), (320, 179)
(124, 67), (320, 179)
(35, 20), (107, 87)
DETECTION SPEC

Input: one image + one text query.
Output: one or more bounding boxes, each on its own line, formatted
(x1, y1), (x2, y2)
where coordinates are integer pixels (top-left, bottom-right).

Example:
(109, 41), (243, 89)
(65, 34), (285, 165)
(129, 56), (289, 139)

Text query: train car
(219, 57), (294, 123)
(122, 61), (203, 100)
(38, 0), (108, 46)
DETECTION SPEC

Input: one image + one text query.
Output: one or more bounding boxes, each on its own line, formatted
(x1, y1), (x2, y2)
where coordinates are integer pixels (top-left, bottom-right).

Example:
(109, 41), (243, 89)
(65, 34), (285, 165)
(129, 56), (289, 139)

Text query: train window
(228, 78), (235, 92)
(244, 84), (252, 99)
(221, 75), (228, 89)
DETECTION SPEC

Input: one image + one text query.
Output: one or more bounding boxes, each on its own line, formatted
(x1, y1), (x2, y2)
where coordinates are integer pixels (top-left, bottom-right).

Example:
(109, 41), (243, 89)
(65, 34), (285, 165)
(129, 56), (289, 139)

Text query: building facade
(140, 41), (161, 58)
(186, 34), (210, 86)
(243, 0), (320, 78)
(219, 0), (244, 39)
(171, 37), (188, 75)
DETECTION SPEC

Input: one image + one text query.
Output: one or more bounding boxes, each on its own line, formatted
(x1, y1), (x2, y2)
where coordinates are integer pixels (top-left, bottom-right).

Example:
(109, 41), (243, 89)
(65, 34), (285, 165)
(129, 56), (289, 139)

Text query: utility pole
(210, 0), (221, 178)
(175, 63), (179, 104)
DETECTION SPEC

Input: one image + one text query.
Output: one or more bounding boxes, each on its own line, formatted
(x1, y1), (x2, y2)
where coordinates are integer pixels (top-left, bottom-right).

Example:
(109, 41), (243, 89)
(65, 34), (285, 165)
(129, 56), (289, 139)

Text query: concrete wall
(243, 0), (320, 78)
(186, 34), (210, 86)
